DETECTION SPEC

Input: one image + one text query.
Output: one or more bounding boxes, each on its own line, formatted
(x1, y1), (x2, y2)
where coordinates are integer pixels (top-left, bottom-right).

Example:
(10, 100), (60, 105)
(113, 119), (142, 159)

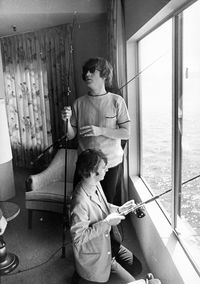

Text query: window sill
(176, 217), (200, 272)
(128, 175), (200, 284)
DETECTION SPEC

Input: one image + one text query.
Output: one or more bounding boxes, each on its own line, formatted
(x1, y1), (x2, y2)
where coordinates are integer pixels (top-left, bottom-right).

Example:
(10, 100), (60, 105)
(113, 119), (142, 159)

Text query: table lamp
(0, 99), (15, 201)
(0, 207), (19, 276)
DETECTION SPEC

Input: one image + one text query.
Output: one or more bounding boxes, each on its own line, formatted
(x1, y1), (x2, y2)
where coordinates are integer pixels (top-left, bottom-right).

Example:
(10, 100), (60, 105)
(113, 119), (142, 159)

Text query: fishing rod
(120, 188), (172, 216)
(62, 12), (77, 259)
(118, 52), (168, 91)
(120, 172), (200, 217)
(135, 188), (172, 209)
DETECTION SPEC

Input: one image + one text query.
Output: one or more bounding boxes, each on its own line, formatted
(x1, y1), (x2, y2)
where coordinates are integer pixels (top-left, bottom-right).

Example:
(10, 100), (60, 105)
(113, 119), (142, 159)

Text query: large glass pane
(181, 0), (200, 265)
(139, 20), (172, 218)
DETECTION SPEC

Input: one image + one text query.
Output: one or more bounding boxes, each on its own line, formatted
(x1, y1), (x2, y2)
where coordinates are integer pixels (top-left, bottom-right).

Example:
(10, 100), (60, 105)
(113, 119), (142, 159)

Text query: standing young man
(62, 57), (130, 203)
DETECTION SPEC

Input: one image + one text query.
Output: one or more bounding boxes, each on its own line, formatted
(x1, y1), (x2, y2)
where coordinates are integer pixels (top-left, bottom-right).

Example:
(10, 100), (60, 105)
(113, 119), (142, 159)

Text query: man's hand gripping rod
(120, 188), (172, 216)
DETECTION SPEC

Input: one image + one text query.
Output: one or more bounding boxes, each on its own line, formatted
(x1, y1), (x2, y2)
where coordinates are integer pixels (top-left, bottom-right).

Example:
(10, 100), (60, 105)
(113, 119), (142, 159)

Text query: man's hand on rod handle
(61, 106), (72, 122)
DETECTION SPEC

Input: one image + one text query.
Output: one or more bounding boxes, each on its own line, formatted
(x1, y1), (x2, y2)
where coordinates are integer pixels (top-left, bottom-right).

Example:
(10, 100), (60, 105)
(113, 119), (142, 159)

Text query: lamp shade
(0, 99), (12, 164)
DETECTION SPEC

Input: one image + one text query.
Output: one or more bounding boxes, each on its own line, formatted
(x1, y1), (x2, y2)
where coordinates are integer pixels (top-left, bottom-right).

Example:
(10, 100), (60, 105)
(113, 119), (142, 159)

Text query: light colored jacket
(70, 181), (119, 282)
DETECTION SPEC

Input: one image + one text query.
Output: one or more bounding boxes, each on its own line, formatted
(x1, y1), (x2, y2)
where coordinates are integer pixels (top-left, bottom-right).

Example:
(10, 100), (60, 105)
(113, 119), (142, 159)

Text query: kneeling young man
(70, 149), (161, 284)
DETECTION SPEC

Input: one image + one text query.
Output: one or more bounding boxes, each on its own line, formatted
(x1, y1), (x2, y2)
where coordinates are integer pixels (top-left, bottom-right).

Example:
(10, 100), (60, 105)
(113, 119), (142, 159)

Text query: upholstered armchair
(25, 148), (77, 228)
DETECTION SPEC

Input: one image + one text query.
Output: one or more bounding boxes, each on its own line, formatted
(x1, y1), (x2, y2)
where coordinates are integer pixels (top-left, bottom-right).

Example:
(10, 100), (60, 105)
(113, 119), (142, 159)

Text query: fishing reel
(135, 206), (146, 218)
(119, 203), (146, 218)
(119, 188), (172, 219)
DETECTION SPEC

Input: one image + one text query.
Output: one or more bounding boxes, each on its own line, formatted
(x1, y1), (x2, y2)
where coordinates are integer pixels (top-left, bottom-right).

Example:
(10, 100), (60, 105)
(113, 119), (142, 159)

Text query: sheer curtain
(107, 0), (129, 203)
(1, 24), (76, 168)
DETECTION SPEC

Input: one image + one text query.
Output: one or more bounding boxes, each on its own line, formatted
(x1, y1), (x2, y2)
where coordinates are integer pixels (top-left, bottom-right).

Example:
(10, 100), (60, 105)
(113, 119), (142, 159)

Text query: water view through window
(181, 0), (200, 250)
(139, 19), (172, 218)
(139, 0), (200, 259)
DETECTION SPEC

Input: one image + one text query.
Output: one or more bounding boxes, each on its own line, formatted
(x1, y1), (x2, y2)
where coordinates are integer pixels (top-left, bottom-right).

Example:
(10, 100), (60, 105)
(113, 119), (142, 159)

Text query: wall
(124, 0), (170, 40)
(73, 16), (107, 98)
(0, 47), (4, 99)
(0, 0), (107, 36)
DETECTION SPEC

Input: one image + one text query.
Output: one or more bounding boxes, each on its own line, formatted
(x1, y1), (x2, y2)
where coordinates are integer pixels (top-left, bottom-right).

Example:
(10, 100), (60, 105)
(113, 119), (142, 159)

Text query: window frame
(172, 13), (183, 230)
(126, 0), (200, 275)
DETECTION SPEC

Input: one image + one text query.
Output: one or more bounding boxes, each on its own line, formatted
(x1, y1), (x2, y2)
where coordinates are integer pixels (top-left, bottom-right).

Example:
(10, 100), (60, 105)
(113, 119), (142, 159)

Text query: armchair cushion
(26, 181), (73, 202)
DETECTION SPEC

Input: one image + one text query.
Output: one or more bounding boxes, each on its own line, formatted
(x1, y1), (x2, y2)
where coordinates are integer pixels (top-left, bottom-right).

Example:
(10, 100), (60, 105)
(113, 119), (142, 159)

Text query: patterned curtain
(44, 25), (76, 143)
(107, 0), (127, 101)
(1, 24), (76, 168)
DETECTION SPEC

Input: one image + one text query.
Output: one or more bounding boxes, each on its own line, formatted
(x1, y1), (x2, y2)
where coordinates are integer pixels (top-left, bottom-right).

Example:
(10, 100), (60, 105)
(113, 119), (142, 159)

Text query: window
(181, 0), (200, 269)
(139, 20), (172, 219)
(136, 0), (200, 271)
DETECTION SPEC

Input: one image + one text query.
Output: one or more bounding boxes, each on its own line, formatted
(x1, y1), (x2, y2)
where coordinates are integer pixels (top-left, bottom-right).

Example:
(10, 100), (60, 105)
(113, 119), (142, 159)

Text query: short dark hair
(82, 57), (113, 87)
(76, 149), (107, 178)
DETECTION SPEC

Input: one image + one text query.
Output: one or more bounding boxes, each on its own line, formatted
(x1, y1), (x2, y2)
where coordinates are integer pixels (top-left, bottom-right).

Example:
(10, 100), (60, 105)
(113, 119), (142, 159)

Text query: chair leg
(28, 210), (32, 229)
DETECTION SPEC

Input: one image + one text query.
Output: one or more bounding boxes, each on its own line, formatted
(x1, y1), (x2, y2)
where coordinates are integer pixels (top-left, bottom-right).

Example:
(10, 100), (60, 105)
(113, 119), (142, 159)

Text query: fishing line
(119, 51), (169, 91)
(120, 173), (200, 216)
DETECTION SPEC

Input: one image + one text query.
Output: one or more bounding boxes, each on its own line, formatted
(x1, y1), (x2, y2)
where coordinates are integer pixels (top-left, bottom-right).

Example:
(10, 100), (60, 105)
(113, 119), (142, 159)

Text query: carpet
(2, 167), (74, 284)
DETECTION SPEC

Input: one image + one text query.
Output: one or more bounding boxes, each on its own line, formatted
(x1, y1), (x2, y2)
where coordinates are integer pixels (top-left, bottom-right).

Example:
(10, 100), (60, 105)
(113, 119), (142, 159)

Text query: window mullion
(172, 14), (183, 229)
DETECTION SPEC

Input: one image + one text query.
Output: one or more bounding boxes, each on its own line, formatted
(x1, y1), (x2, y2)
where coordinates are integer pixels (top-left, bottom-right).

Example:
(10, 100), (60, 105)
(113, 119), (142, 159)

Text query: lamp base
(0, 238), (19, 275)
(0, 252), (19, 275)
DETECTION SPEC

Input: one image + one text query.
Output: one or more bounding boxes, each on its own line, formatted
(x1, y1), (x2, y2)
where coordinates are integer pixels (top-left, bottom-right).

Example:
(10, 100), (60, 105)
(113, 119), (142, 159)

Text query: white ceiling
(0, 0), (107, 38)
